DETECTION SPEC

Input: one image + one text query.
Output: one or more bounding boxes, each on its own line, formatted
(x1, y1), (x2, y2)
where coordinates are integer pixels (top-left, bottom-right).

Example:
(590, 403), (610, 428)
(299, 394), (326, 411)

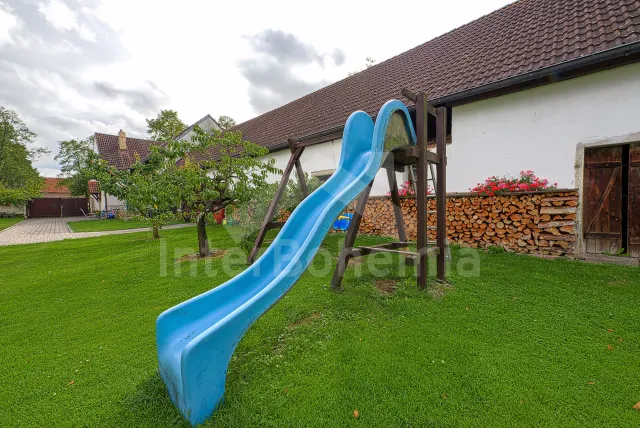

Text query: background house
(93, 116), (221, 211)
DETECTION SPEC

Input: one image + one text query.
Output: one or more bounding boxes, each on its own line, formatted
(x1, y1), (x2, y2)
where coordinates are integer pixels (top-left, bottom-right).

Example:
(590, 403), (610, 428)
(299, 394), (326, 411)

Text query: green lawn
(0, 226), (638, 427)
(68, 218), (182, 232)
(0, 217), (23, 231)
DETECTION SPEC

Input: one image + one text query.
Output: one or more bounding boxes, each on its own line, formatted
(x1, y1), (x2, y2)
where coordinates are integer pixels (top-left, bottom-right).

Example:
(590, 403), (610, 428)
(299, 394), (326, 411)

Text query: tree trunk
(197, 215), (209, 256)
(152, 225), (160, 239)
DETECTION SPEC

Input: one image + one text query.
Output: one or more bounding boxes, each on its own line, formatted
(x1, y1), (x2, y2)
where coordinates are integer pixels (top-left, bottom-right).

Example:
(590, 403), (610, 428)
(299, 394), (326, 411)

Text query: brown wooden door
(582, 146), (624, 254)
(28, 198), (88, 217)
(629, 144), (640, 257)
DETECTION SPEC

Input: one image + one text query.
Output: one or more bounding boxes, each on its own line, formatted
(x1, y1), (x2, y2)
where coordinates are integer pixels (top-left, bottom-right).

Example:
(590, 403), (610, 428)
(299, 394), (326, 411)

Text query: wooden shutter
(582, 146), (623, 254)
(629, 144), (640, 257)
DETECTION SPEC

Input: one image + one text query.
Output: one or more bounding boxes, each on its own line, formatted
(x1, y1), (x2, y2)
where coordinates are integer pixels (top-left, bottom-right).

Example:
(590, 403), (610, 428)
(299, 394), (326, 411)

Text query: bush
(470, 170), (557, 196)
(229, 174), (323, 254)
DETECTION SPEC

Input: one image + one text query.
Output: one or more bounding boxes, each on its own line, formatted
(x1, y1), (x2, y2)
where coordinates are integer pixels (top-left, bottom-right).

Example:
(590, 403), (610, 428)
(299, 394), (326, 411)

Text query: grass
(0, 226), (639, 427)
(68, 218), (182, 232)
(0, 217), (23, 231)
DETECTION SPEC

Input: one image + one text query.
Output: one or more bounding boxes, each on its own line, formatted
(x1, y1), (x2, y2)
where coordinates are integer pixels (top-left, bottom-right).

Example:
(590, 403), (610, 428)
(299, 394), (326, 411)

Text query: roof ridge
(173, 114), (220, 140)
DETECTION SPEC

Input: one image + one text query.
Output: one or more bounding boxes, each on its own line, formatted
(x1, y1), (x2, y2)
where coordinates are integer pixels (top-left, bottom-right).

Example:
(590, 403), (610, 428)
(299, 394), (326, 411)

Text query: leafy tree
(176, 127), (279, 256)
(89, 126), (278, 252)
(146, 109), (186, 142)
(54, 136), (97, 197)
(0, 178), (45, 206)
(217, 115), (236, 130)
(0, 106), (47, 205)
(89, 152), (179, 239)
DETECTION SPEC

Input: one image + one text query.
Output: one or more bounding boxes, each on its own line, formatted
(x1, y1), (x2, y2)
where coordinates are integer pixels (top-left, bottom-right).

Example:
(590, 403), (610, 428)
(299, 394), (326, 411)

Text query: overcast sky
(0, 0), (512, 176)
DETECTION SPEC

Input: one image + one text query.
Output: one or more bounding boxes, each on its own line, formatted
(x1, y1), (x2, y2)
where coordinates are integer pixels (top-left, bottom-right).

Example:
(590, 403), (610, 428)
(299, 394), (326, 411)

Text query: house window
(311, 169), (334, 183)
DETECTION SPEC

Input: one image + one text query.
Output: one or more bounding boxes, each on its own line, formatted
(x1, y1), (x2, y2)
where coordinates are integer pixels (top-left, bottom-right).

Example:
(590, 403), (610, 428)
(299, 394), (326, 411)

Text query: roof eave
(265, 41), (640, 155)
(432, 41), (640, 107)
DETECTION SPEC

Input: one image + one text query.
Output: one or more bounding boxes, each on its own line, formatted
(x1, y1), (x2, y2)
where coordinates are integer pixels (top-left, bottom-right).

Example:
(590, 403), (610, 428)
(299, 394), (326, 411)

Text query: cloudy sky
(0, 0), (512, 176)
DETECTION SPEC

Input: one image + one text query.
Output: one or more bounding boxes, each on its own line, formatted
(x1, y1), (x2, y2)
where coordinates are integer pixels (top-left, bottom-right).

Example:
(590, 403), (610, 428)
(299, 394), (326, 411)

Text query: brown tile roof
(88, 180), (100, 194)
(43, 177), (70, 194)
(229, 0), (640, 153)
(94, 133), (165, 170)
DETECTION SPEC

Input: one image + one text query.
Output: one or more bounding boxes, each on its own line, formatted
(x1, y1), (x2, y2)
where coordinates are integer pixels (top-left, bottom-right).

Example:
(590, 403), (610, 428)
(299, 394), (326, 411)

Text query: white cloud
(0, 3), (20, 45)
(1, 0), (514, 177)
(38, 0), (96, 42)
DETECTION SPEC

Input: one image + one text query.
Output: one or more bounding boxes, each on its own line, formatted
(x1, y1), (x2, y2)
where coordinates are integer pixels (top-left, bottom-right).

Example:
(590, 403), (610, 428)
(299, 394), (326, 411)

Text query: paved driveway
(0, 217), (193, 246)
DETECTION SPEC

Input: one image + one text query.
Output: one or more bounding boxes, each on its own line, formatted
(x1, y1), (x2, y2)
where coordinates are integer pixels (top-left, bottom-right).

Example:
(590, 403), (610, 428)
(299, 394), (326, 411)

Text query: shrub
(470, 170), (557, 196)
(229, 175), (323, 254)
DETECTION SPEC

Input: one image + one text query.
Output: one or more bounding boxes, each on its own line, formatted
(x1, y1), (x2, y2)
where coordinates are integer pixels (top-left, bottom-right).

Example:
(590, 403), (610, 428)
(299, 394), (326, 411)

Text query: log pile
(358, 190), (579, 255)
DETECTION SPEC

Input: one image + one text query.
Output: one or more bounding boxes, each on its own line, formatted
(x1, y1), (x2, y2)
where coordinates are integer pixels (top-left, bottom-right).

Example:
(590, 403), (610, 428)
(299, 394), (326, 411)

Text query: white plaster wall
(178, 116), (221, 143)
(90, 192), (126, 211)
(259, 138), (405, 197)
(450, 62), (640, 192)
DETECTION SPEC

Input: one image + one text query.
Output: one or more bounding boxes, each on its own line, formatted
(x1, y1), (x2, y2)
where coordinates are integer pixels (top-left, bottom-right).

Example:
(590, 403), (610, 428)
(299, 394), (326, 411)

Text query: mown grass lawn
(0, 217), (23, 231)
(0, 226), (638, 427)
(68, 218), (183, 232)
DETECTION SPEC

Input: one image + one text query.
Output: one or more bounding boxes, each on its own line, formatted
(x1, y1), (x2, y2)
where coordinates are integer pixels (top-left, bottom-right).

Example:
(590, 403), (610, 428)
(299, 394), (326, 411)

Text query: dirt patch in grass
(375, 280), (397, 295)
(175, 249), (226, 262)
(348, 257), (363, 266)
(607, 279), (630, 287)
(289, 311), (322, 328)
(428, 282), (454, 300)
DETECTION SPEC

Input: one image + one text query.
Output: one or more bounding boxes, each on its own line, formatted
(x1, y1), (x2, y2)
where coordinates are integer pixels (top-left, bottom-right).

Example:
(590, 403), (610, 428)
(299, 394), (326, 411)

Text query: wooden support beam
(415, 92), (429, 290)
(401, 88), (437, 117)
(331, 179), (374, 290)
(404, 247), (440, 266)
(436, 106), (448, 282)
(386, 168), (407, 243)
(265, 221), (285, 230)
(289, 139), (309, 197)
(248, 145), (306, 264)
(351, 246), (416, 257)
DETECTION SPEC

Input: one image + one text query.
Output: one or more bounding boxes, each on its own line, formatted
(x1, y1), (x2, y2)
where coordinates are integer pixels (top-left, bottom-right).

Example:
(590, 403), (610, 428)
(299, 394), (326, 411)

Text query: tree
(146, 109), (186, 142)
(0, 106), (47, 205)
(347, 56), (376, 76)
(55, 136), (97, 197)
(217, 115), (236, 130)
(176, 127), (279, 256)
(89, 152), (179, 239)
(88, 126), (278, 250)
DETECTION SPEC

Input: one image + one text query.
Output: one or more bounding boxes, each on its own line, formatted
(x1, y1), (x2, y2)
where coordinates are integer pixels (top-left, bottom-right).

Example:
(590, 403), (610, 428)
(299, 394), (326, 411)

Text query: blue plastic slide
(156, 100), (417, 425)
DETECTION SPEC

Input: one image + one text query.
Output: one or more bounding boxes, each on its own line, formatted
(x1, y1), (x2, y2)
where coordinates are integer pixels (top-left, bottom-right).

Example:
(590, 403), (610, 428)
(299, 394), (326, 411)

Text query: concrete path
(0, 217), (194, 246)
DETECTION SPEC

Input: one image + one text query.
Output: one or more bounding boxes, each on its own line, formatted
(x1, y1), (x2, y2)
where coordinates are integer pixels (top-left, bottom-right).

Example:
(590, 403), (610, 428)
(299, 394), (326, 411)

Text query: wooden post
(386, 167), (407, 242)
(289, 139), (309, 197)
(436, 107), (447, 282)
(331, 179), (374, 290)
(248, 145), (305, 264)
(415, 92), (429, 290)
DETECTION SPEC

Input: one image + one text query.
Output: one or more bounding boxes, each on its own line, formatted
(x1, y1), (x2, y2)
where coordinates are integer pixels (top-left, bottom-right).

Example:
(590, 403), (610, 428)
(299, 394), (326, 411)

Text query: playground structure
(156, 93), (448, 425)
(249, 90), (447, 289)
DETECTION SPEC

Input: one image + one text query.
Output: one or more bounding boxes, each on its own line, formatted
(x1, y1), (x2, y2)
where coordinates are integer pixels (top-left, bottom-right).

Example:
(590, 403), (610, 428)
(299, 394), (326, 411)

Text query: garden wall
(0, 204), (26, 217)
(357, 189), (579, 256)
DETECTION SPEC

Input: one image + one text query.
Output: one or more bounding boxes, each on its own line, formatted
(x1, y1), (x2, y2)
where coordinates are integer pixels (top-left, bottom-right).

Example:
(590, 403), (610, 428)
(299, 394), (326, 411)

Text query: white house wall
(90, 192), (126, 211)
(178, 116), (220, 143)
(451, 62), (640, 192)
(259, 138), (405, 197)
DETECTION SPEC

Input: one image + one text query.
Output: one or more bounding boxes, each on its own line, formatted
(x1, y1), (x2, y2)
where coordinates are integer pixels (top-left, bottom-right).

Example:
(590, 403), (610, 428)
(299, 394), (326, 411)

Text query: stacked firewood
(358, 191), (579, 255)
